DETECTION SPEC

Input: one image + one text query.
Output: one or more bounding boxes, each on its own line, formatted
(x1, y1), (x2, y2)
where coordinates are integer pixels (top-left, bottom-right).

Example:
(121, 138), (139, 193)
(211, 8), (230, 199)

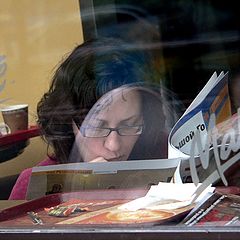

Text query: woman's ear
(72, 120), (80, 136)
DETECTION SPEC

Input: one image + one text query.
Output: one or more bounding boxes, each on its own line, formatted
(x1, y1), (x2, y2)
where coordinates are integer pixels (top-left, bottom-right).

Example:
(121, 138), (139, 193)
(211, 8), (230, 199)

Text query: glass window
(1, 0), (240, 238)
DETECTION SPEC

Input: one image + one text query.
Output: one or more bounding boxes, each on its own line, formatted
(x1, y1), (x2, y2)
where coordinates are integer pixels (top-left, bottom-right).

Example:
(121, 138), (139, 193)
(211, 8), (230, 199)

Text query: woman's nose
(104, 131), (121, 152)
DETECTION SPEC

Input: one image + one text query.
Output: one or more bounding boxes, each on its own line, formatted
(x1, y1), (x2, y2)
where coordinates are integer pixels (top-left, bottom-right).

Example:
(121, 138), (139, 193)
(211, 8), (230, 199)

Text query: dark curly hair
(37, 38), (179, 163)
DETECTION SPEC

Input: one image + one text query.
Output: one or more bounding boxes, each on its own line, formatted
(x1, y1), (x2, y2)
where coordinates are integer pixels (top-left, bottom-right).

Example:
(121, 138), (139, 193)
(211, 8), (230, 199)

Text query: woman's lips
(106, 156), (124, 161)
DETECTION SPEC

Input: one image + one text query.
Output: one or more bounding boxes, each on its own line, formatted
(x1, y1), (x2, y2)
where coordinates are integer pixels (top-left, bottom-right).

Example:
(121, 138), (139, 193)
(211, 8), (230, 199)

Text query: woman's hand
(89, 157), (107, 163)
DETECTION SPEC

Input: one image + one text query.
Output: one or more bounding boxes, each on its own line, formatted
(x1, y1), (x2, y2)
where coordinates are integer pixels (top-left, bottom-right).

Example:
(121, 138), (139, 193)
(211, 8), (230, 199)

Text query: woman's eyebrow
(119, 115), (143, 124)
(89, 117), (107, 124)
(90, 115), (142, 126)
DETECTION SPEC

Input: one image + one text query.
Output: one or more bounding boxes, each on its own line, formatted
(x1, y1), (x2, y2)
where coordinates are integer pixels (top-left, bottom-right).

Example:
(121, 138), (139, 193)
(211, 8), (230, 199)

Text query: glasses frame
(80, 125), (144, 138)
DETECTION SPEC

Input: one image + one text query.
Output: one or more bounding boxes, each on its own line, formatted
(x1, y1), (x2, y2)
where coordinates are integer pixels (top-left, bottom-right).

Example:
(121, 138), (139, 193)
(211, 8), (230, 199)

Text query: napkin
(119, 182), (215, 211)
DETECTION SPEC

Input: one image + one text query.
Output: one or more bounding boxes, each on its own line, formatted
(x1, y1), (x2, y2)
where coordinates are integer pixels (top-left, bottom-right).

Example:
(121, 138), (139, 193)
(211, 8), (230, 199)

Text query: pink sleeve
(8, 157), (57, 200)
(8, 168), (32, 200)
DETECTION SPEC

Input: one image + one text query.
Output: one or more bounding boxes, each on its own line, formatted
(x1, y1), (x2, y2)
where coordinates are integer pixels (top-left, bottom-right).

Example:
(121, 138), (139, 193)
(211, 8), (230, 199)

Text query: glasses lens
(82, 127), (109, 137)
(118, 126), (143, 136)
(81, 126), (143, 137)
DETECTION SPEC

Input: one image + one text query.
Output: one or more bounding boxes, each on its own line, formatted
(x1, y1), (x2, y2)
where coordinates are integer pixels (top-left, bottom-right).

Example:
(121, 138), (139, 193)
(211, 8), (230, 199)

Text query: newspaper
(27, 71), (233, 200)
(169, 71), (231, 159)
(27, 159), (180, 200)
(169, 71), (234, 191)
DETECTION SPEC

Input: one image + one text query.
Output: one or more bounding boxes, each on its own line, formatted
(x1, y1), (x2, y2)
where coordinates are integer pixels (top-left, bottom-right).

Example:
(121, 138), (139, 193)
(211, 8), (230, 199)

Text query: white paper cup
(1, 104), (28, 133)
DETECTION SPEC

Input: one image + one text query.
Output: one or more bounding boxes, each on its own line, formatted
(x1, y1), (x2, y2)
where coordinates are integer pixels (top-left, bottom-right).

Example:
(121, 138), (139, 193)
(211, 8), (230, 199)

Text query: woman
(9, 38), (179, 199)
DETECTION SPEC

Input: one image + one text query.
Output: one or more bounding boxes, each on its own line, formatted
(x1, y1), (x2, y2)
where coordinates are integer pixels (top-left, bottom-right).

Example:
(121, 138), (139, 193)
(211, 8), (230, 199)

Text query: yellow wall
(0, 0), (83, 177)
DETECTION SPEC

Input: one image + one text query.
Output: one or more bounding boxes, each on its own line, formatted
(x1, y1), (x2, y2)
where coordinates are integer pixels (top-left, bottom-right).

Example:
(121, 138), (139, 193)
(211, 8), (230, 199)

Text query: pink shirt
(9, 157), (57, 200)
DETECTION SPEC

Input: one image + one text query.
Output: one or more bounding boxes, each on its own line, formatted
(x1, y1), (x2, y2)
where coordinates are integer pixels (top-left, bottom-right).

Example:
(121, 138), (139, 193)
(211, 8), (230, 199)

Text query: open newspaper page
(27, 159), (180, 200)
(169, 71), (233, 190)
(1, 183), (214, 226)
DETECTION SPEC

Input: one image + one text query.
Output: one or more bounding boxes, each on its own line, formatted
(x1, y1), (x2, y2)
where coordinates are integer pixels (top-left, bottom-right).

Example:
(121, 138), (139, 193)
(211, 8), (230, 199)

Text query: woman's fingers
(89, 157), (107, 163)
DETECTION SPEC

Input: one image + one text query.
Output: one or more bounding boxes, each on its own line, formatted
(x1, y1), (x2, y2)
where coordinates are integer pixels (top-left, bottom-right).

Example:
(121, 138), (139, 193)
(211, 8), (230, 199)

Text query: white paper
(119, 182), (215, 211)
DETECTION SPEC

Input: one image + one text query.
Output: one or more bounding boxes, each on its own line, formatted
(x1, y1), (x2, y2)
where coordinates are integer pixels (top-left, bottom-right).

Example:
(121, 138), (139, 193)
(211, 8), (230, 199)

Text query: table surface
(0, 126), (39, 147)
(0, 200), (26, 210)
(0, 125), (40, 162)
(0, 197), (240, 240)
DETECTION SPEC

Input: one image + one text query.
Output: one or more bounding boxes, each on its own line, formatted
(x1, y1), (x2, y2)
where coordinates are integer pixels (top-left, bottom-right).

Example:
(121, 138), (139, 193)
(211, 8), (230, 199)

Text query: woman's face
(73, 88), (143, 162)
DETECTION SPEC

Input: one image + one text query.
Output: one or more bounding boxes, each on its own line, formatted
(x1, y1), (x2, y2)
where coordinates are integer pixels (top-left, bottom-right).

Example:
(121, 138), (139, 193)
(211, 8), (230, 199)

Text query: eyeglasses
(80, 125), (143, 138)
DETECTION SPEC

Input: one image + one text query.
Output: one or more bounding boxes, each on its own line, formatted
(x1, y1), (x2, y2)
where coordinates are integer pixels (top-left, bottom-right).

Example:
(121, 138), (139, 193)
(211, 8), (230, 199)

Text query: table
(0, 126), (40, 162)
(0, 190), (240, 240)
(0, 200), (26, 210)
